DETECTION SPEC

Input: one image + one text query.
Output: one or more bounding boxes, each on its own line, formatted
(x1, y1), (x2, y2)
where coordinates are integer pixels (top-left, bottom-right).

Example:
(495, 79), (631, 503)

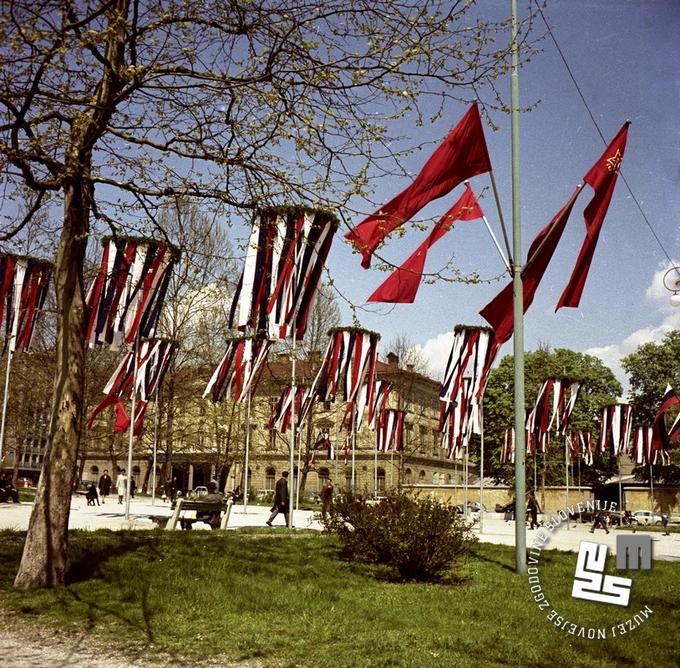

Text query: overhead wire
(535, 1), (676, 268)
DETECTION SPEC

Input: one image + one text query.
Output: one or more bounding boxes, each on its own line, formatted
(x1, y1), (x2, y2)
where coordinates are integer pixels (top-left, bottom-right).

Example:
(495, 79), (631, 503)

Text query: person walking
(266, 471), (290, 527)
(319, 478), (334, 520)
(590, 510), (610, 534)
(661, 512), (670, 536)
(116, 469), (127, 505)
(98, 469), (112, 504)
(527, 489), (541, 530)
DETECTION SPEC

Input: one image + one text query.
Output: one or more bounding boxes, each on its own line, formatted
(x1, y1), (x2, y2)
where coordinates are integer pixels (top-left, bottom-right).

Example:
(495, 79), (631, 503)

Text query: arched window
(432, 472), (439, 485)
(377, 467), (385, 492)
(446, 473), (452, 485)
(265, 467), (276, 491)
(419, 470), (426, 482)
(318, 467), (330, 490)
(404, 468), (413, 485)
(89, 465), (99, 482)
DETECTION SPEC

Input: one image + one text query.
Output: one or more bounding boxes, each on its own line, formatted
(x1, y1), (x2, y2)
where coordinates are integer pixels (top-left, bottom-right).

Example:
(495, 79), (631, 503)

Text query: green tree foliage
(482, 347), (622, 487)
(622, 330), (680, 484)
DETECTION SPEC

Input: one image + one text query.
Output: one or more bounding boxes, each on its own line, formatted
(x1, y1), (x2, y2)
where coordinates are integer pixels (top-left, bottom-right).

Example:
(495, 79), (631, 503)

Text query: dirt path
(0, 615), (261, 668)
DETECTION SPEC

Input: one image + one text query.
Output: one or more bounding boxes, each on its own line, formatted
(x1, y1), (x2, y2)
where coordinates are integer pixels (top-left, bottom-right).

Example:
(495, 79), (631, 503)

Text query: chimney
(386, 351), (399, 367)
(406, 363), (414, 373)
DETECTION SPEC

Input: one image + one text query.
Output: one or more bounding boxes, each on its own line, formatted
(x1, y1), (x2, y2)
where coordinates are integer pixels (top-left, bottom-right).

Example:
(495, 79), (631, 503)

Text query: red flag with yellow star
(556, 122), (630, 311)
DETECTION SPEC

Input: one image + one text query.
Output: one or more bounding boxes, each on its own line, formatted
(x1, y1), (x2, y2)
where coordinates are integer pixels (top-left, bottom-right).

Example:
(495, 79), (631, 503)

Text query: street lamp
(662, 267), (680, 307)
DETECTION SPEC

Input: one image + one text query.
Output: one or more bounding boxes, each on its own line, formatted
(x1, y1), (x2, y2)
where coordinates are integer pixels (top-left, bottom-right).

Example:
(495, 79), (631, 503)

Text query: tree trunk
(13, 180), (89, 589)
(141, 456), (152, 494)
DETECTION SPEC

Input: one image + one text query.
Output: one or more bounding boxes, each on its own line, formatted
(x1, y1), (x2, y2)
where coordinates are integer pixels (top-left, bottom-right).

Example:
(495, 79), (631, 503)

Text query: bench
(152, 498), (233, 531)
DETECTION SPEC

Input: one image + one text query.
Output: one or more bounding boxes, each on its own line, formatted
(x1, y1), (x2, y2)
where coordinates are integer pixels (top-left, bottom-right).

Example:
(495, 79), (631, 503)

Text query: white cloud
(415, 331), (454, 382)
(645, 260), (680, 302)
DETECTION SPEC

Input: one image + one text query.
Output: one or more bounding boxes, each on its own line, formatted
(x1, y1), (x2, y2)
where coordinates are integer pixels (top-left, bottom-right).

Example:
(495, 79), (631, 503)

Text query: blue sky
(314, 0), (680, 392)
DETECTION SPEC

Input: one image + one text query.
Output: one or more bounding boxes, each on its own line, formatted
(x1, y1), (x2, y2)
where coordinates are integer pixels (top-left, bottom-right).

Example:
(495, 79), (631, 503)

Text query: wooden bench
(153, 498), (233, 531)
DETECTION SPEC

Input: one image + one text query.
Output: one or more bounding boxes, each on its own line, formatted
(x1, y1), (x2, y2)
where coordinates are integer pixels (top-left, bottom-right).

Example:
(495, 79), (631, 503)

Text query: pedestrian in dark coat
(527, 489), (541, 530)
(266, 471), (290, 527)
(590, 510), (610, 534)
(98, 470), (112, 504)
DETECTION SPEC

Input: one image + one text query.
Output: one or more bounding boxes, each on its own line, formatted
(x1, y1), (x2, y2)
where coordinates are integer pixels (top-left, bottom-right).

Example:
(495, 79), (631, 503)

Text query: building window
(377, 467), (385, 492)
(404, 468), (412, 485)
(432, 472), (439, 485)
(89, 465), (99, 482)
(419, 425), (428, 453)
(419, 470), (426, 482)
(446, 474), (452, 485)
(265, 467), (276, 491)
(318, 467), (330, 490)
(345, 470), (353, 489)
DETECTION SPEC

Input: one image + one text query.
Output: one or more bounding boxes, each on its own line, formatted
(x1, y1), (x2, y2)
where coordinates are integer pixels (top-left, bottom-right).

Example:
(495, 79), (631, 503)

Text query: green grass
(0, 530), (678, 667)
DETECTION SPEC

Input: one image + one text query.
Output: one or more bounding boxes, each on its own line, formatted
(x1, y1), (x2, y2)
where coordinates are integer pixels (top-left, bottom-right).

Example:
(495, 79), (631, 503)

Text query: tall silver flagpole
(243, 385), (252, 514)
(151, 383), (159, 506)
(288, 327), (296, 528)
(0, 340), (14, 471)
(565, 434), (570, 530)
(479, 399), (485, 533)
(125, 336), (140, 521)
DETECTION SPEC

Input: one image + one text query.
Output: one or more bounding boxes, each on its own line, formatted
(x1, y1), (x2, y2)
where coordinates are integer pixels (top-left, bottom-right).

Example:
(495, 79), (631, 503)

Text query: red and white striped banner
(376, 409), (405, 453)
(229, 208), (338, 340)
(204, 336), (271, 404)
(85, 238), (178, 349)
(0, 253), (52, 353)
(599, 404), (633, 456)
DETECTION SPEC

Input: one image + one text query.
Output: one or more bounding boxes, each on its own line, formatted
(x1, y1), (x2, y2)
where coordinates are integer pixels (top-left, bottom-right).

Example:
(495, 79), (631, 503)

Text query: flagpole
(288, 327), (296, 529)
(374, 426), (378, 498)
(351, 407), (357, 492)
(463, 441), (468, 519)
(334, 402), (339, 485)
(125, 335), (140, 521)
(481, 214), (511, 272)
(511, 0), (527, 575)
(295, 420), (302, 510)
(0, 340), (14, 471)
(617, 453), (623, 512)
(151, 382), (159, 506)
(243, 386), (252, 514)
(479, 399), (485, 533)
(487, 172), (513, 266)
(649, 462), (654, 513)
(565, 434), (570, 530)
(390, 448), (394, 488)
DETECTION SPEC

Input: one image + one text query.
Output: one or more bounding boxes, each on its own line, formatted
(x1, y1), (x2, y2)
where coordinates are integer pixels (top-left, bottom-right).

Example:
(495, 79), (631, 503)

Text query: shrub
(323, 490), (476, 582)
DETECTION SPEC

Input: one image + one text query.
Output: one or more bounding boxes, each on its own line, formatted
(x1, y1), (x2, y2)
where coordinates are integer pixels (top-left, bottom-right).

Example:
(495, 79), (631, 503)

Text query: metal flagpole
(288, 328), (296, 528)
(565, 434), (570, 530)
(295, 421), (302, 511)
(463, 441), (468, 519)
(0, 341), (14, 470)
(351, 409), (357, 492)
(479, 399), (485, 533)
(511, 0), (527, 575)
(649, 463), (654, 513)
(480, 212), (511, 272)
(617, 454), (623, 512)
(125, 336), (140, 521)
(390, 449), (394, 488)
(374, 409), (378, 497)
(334, 403), (339, 485)
(243, 386), (252, 514)
(151, 383), (159, 506)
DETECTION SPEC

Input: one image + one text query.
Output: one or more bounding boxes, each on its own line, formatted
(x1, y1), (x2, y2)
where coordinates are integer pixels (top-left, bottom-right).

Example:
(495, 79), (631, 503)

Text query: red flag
(345, 103), (492, 268)
(556, 122), (629, 310)
(367, 183), (484, 303)
(652, 384), (680, 449)
(480, 186), (582, 345)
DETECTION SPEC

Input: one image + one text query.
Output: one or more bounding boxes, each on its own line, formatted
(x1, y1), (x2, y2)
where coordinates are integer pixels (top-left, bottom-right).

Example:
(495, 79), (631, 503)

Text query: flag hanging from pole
(651, 383), (680, 449)
(501, 427), (515, 465)
(229, 207), (338, 340)
(345, 103), (492, 269)
(632, 426), (654, 465)
(0, 253), (52, 353)
(480, 186), (582, 346)
(350, 380), (392, 432)
(599, 404), (633, 456)
(556, 122), (630, 310)
(204, 336), (271, 404)
(367, 184), (485, 303)
(376, 409), (405, 453)
(578, 430), (593, 466)
(268, 385), (308, 434)
(85, 237), (179, 349)
(88, 338), (178, 436)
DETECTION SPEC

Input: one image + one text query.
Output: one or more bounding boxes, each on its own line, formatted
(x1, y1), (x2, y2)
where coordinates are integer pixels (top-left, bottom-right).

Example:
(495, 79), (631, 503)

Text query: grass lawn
(0, 529), (678, 667)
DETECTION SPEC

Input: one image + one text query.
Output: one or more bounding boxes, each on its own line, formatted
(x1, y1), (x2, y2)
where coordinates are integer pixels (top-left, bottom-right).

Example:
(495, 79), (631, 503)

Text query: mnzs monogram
(572, 541), (632, 607)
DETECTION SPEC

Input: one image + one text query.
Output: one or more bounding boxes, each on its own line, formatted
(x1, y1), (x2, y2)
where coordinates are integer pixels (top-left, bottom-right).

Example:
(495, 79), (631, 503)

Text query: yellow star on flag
(606, 149), (622, 173)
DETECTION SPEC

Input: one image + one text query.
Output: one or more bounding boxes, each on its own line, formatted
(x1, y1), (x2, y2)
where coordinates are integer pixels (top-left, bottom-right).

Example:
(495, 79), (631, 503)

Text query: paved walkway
(1, 496), (679, 560)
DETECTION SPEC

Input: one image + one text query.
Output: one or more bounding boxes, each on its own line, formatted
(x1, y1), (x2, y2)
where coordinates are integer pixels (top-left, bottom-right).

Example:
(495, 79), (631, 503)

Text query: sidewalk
(1, 498), (678, 561)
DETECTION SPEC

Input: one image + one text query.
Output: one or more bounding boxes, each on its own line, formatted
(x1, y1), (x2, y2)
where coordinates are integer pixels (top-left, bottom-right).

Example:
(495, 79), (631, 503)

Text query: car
(192, 486), (208, 498)
(631, 510), (662, 526)
(15, 477), (35, 488)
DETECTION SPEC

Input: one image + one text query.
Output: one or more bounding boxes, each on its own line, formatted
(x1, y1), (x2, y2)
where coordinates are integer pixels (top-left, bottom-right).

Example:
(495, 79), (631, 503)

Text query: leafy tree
(482, 347), (623, 492)
(622, 330), (680, 484)
(1, 0), (536, 588)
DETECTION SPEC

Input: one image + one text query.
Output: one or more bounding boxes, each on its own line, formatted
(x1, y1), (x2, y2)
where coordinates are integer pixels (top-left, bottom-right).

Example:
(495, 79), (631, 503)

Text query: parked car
(15, 477), (35, 488)
(455, 502), (487, 515)
(631, 510), (662, 526)
(191, 486), (208, 498)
